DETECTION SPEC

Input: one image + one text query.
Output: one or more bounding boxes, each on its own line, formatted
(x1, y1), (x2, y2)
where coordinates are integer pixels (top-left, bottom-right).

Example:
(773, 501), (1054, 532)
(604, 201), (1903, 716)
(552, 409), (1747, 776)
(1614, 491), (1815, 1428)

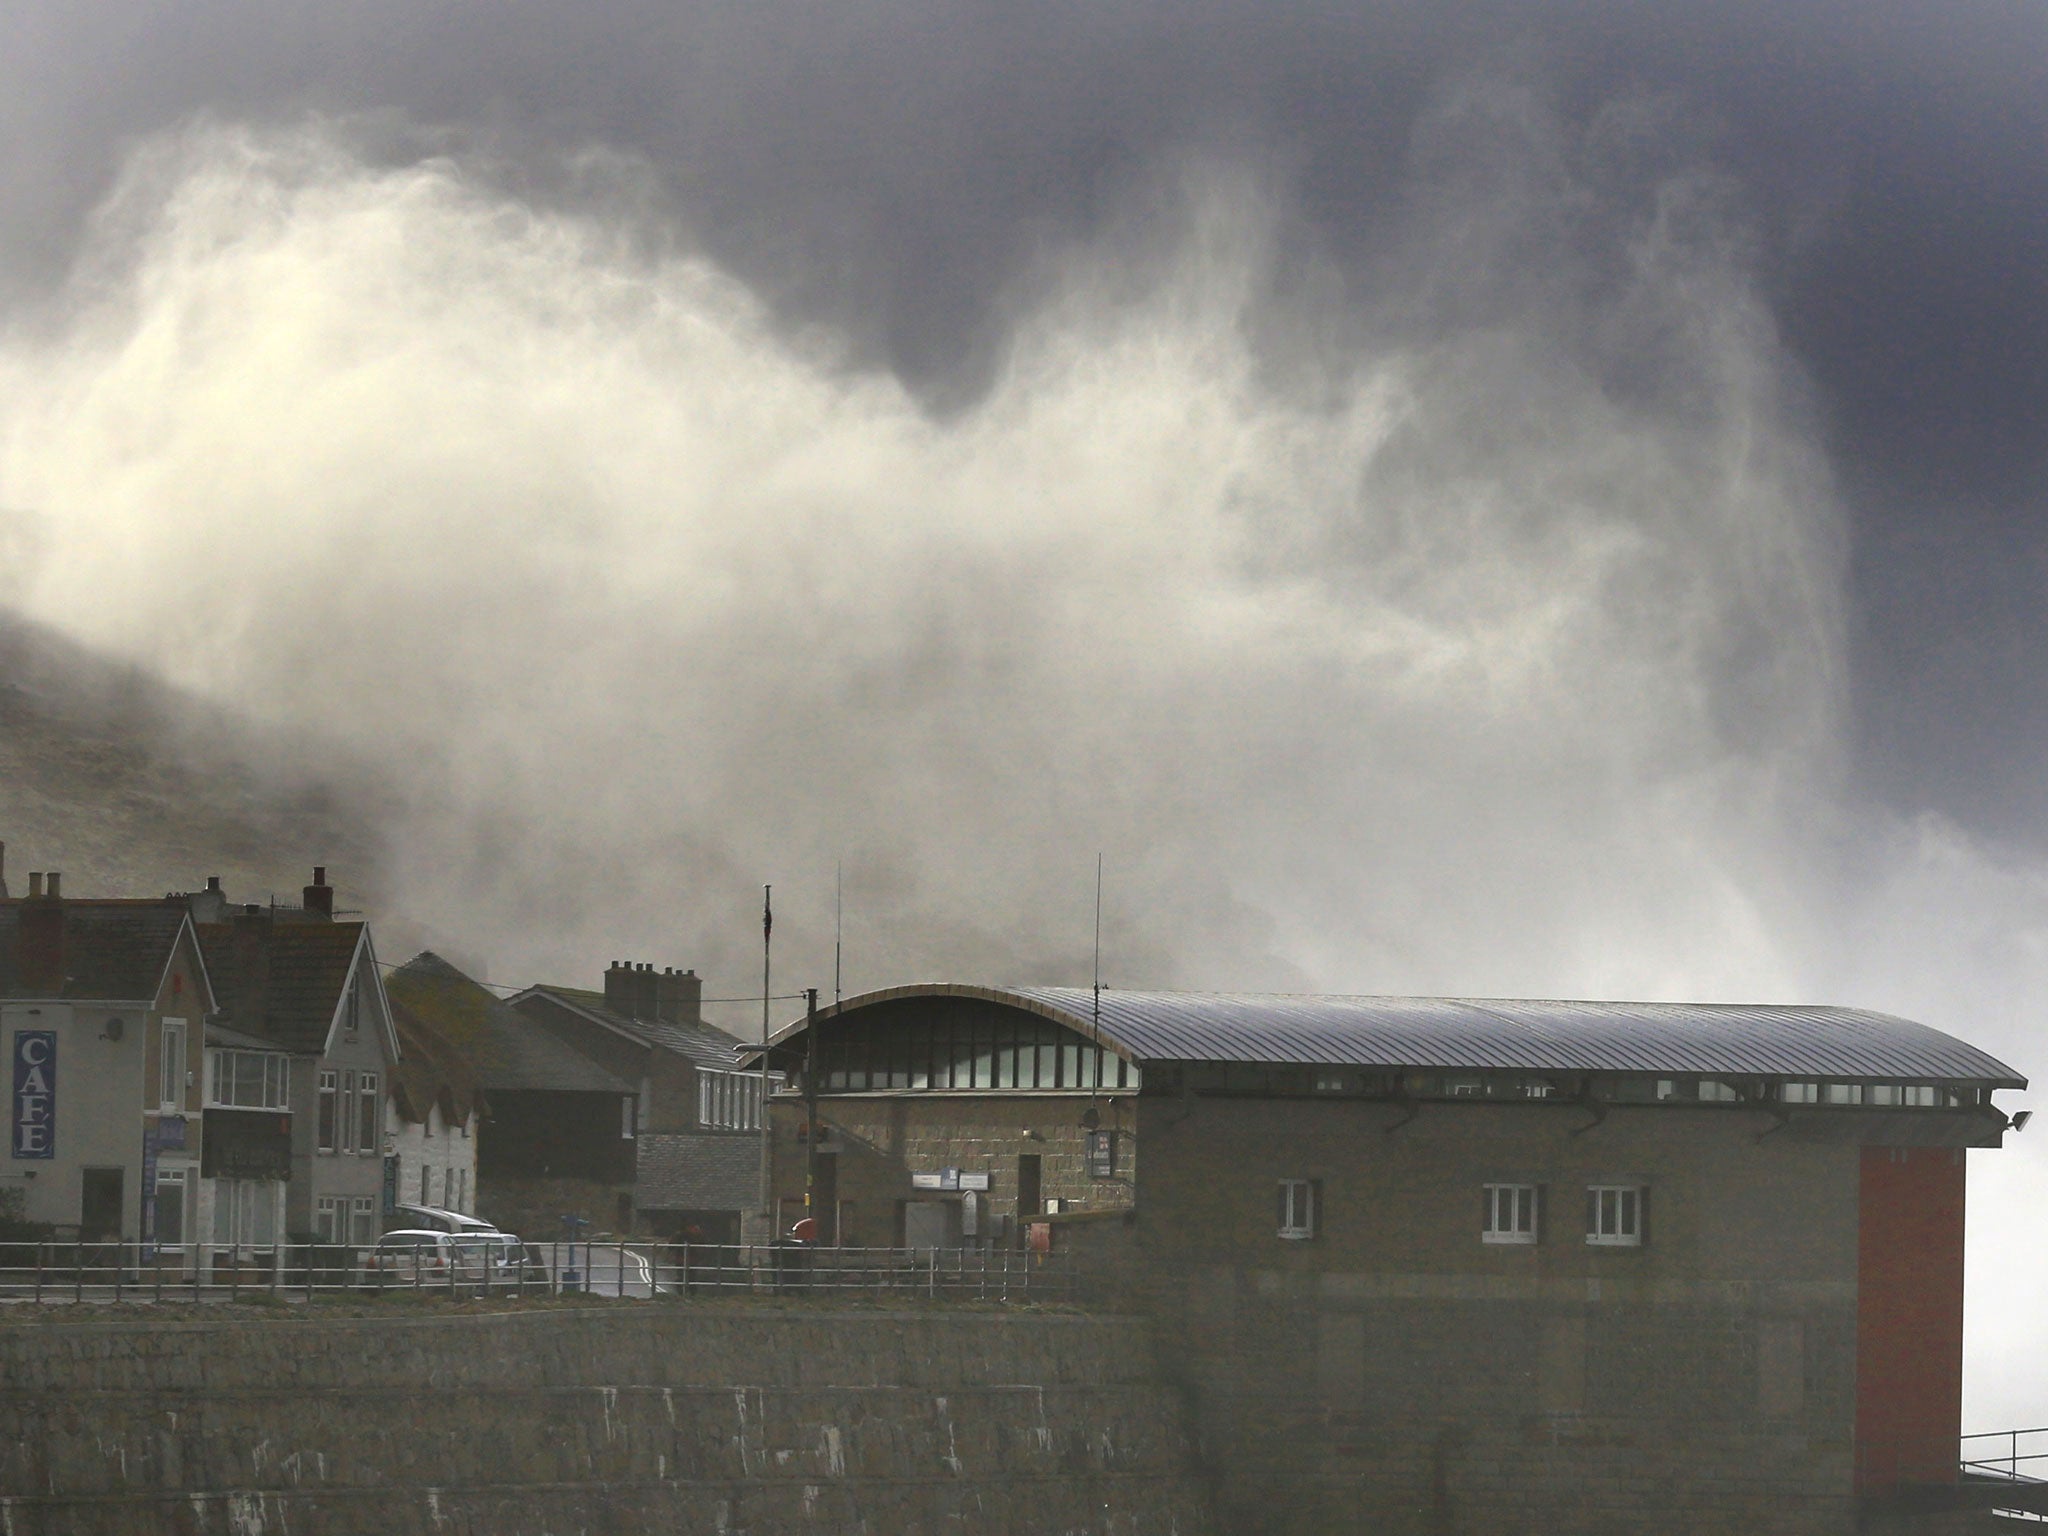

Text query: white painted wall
(384, 1095), (478, 1218)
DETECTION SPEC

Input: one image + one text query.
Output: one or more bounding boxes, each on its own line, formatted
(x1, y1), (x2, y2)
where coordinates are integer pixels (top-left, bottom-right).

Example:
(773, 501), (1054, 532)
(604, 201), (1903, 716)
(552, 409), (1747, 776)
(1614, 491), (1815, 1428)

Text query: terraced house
(194, 870), (400, 1249)
(763, 984), (2026, 1535)
(0, 863), (213, 1249)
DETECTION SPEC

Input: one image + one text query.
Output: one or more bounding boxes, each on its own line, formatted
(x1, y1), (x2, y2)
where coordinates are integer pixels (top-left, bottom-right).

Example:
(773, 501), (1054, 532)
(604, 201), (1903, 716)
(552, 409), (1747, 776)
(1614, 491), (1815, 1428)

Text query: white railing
(0, 1240), (1079, 1304)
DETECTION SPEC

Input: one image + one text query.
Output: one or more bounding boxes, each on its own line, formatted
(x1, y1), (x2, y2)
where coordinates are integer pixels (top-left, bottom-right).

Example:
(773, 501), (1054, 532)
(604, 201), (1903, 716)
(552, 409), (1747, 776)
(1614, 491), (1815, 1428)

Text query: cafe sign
(12, 1030), (56, 1159)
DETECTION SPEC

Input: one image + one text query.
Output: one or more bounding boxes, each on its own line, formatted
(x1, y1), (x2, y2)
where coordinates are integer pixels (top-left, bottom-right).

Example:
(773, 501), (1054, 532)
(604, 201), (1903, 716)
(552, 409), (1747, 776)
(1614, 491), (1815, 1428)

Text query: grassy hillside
(0, 609), (386, 910)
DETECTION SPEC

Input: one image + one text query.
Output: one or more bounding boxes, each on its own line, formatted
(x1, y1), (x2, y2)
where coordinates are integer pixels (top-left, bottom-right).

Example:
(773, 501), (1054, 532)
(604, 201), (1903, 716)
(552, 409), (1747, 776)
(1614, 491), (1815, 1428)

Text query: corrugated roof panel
(947, 986), (2025, 1087)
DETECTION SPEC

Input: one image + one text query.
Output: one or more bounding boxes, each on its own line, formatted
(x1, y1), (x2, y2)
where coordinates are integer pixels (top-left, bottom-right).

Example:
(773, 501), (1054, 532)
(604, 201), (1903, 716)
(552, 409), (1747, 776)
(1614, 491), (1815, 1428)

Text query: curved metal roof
(775, 984), (2025, 1087)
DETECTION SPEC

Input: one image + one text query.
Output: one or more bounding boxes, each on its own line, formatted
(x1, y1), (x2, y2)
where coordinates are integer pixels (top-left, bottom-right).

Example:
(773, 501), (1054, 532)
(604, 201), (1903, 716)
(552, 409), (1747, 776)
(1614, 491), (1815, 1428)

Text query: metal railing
(0, 1240), (1079, 1305)
(648, 1242), (1072, 1300)
(1963, 1427), (2048, 1483)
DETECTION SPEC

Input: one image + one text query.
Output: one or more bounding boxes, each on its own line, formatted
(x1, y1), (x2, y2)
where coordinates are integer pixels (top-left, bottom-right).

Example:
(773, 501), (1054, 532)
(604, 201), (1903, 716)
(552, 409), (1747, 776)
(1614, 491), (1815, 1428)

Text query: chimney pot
(46, 872), (60, 900)
(29, 872), (44, 899)
(302, 866), (334, 919)
(207, 876), (222, 892)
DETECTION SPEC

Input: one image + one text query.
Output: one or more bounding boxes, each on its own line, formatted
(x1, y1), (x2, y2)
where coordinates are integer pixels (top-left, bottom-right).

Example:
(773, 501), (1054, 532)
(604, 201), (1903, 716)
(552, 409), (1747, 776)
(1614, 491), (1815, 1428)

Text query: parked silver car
(360, 1230), (482, 1287)
(389, 1204), (498, 1238)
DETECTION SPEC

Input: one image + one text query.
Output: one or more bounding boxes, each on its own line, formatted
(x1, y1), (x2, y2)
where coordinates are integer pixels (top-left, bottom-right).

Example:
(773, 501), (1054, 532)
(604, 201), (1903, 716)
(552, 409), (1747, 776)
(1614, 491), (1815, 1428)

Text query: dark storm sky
(3, 0), (2044, 838)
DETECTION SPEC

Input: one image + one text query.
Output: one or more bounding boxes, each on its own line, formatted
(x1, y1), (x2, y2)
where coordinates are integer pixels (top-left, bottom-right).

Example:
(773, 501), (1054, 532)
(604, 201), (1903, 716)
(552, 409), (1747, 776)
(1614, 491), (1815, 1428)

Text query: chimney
(46, 872), (60, 900)
(655, 967), (703, 1025)
(0, 840), (8, 899)
(604, 961), (659, 1021)
(303, 866), (333, 920)
(183, 875), (228, 925)
(18, 872), (63, 994)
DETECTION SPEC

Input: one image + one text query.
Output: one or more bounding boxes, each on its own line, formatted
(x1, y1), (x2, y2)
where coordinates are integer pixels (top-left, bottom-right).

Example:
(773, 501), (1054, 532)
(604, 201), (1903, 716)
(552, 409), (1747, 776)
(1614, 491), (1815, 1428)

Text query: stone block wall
(773, 1095), (1136, 1248)
(0, 1303), (1212, 1536)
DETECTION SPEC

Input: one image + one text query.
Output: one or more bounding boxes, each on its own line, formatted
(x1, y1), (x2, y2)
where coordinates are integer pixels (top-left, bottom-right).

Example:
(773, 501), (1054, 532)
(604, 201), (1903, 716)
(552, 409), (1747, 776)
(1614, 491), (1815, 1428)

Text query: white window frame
(1781, 1081), (1818, 1104)
(159, 1018), (187, 1113)
(357, 1071), (380, 1154)
(1278, 1178), (1319, 1240)
(349, 1196), (376, 1247)
(211, 1177), (282, 1250)
(1901, 1085), (1941, 1107)
(1824, 1082), (1864, 1106)
(315, 1195), (343, 1245)
(1586, 1185), (1645, 1247)
(621, 1094), (636, 1139)
(1483, 1183), (1539, 1245)
(318, 1070), (339, 1153)
(205, 1049), (290, 1111)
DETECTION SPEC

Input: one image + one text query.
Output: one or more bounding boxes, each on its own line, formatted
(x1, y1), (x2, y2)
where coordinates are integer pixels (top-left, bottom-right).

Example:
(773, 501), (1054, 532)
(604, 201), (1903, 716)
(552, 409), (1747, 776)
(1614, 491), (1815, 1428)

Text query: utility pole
(803, 987), (820, 1231)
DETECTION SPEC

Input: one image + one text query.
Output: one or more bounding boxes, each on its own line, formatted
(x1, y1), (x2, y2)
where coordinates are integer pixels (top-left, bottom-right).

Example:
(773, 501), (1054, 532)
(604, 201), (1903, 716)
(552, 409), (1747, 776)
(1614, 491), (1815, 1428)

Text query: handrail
(0, 1239), (1082, 1305)
(1961, 1426), (2048, 1485)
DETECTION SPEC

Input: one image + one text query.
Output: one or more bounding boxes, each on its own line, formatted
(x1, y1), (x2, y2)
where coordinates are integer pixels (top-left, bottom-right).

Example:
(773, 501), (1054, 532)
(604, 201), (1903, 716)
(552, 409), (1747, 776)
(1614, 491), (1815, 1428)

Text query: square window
(1278, 1178), (1319, 1240)
(1483, 1183), (1539, 1244)
(1585, 1185), (1645, 1247)
(1823, 1083), (1864, 1106)
(1780, 1082), (1818, 1105)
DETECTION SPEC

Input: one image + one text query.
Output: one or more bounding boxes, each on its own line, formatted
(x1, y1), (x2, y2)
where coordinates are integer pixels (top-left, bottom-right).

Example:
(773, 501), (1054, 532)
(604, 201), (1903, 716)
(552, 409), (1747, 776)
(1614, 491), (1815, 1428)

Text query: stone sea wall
(0, 1302), (1212, 1536)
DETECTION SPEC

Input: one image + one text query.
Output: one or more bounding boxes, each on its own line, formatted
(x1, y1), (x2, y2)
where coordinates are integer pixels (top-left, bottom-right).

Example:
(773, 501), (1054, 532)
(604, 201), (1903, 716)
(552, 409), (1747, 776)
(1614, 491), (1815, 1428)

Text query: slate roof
(385, 953), (633, 1095)
(198, 920), (366, 1053)
(518, 984), (751, 1072)
(770, 984), (2026, 1089)
(0, 900), (192, 1001)
(635, 1132), (761, 1212)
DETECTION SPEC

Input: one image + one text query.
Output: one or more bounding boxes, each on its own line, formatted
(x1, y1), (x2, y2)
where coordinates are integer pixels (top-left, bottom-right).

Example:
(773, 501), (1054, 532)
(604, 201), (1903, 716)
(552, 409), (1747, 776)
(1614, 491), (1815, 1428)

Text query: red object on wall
(1856, 1145), (1967, 1492)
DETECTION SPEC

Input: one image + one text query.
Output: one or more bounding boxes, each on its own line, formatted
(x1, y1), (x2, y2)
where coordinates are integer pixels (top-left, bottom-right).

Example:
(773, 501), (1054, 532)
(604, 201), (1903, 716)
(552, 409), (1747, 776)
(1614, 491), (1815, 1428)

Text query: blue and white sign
(12, 1030), (56, 1159)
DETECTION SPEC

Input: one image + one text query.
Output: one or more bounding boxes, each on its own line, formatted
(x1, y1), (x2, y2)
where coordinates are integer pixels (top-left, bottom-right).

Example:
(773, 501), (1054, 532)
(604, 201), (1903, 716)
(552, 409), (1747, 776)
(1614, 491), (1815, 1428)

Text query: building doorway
(1017, 1154), (1042, 1220)
(80, 1167), (124, 1242)
(154, 1163), (191, 1247)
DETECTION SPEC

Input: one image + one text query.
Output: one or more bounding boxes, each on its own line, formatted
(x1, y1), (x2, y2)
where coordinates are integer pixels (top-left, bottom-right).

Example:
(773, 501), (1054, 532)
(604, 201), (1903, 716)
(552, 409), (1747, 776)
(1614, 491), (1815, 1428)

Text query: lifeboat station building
(762, 984), (2027, 1536)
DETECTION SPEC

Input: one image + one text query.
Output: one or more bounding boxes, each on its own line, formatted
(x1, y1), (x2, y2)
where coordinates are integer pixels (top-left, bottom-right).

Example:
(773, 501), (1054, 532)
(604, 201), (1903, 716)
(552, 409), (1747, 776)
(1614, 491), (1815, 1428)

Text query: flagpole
(759, 884), (773, 1227)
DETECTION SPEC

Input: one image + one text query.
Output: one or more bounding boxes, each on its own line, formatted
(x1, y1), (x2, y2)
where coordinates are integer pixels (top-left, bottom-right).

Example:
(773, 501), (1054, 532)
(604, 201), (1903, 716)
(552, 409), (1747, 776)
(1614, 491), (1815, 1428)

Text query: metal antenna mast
(1092, 853), (1103, 1032)
(834, 861), (843, 1007)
